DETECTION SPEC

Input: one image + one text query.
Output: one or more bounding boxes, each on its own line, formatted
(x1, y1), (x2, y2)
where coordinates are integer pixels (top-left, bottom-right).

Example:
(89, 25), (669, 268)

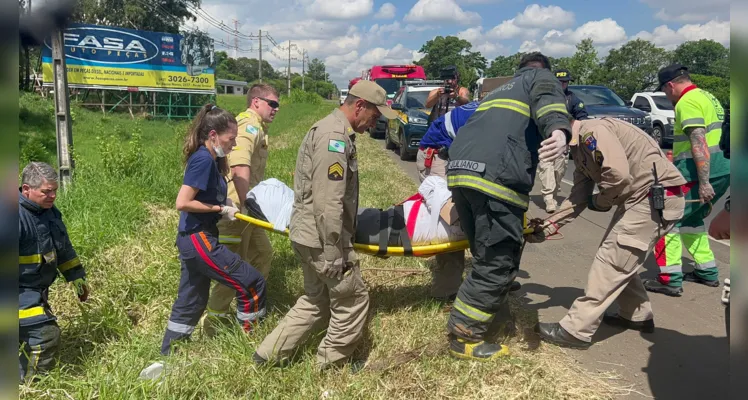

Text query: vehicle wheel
(385, 131), (395, 150)
(652, 124), (664, 147)
(399, 131), (409, 161)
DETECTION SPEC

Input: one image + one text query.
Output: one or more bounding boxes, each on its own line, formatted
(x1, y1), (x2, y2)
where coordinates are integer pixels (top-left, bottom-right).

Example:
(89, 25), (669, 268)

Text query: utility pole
(51, 28), (73, 188)
(232, 19), (239, 59)
(301, 50), (305, 91)
(287, 40), (291, 97)
(24, 0), (32, 91)
(258, 29), (263, 83)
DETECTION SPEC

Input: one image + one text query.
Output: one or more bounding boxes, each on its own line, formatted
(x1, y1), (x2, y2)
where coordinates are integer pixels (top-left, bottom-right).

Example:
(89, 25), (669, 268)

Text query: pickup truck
(568, 85), (653, 136)
(630, 92), (674, 147)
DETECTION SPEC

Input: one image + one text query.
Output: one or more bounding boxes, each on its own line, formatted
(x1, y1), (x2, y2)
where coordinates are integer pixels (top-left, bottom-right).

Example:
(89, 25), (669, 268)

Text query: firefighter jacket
(19, 191), (85, 327)
(446, 67), (572, 210)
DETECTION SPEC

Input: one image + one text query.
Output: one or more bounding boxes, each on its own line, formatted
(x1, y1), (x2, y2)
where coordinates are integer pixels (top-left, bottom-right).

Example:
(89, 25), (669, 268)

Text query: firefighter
(19, 162), (89, 383)
(202, 84), (279, 337)
(538, 68), (588, 213)
(254, 80), (396, 370)
(644, 64), (731, 297)
(140, 104), (266, 380)
(443, 52), (571, 360)
(531, 117), (686, 349)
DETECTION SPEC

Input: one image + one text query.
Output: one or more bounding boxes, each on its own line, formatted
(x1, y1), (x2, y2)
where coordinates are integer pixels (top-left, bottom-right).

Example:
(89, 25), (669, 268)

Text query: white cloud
(404, 0), (481, 25)
(457, 0), (501, 3)
(374, 3), (396, 19)
(632, 19), (731, 49)
(640, 0), (730, 23)
(514, 4), (575, 29)
(487, 19), (535, 39)
(517, 18), (627, 57)
(326, 44), (419, 86)
(457, 26), (511, 59)
(258, 19), (351, 41)
(307, 0), (373, 20)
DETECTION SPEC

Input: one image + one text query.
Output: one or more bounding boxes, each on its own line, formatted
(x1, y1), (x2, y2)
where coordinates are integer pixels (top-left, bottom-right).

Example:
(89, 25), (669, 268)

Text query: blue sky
(189, 0), (730, 89)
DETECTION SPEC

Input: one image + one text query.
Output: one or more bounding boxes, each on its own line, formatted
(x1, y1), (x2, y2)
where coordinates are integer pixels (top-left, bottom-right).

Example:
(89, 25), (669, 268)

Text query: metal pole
(301, 50), (305, 91)
(24, 0), (32, 91)
(51, 28), (73, 188)
(287, 40), (291, 97)
(258, 29), (263, 83)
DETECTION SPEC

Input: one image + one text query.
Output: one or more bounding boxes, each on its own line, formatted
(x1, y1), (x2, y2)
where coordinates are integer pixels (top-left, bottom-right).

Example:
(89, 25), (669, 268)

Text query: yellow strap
(19, 306), (45, 320)
(57, 257), (81, 273)
(19, 254), (41, 264)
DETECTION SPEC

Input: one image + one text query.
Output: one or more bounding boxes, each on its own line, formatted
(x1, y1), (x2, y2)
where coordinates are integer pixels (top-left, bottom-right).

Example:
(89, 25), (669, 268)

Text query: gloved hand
(539, 130), (568, 162)
(220, 204), (240, 221)
(587, 194), (611, 212)
(72, 278), (89, 302)
(322, 258), (345, 280)
(525, 221), (559, 243)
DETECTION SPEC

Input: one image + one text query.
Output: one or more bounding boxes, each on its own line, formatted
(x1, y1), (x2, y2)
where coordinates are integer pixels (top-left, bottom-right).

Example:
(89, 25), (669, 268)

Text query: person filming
(425, 65), (470, 111)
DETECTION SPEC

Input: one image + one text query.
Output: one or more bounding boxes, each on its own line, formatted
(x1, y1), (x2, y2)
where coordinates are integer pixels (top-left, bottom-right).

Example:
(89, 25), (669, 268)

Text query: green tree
(71, 0), (200, 34)
(672, 39), (729, 78)
(415, 35), (486, 90)
(485, 53), (524, 77)
(565, 38), (599, 84)
(590, 39), (671, 99)
(307, 58), (329, 82)
(691, 74), (730, 107)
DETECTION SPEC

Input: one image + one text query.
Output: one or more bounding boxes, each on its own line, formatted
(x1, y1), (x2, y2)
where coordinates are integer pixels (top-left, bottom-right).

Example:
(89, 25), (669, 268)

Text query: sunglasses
(257, 97), (280, 109)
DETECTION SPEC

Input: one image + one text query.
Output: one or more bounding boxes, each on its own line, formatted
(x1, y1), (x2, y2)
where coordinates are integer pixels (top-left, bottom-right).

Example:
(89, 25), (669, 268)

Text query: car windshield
(375, 78), (401, 98)
(652, 95), (674, 110)
(571, 87), (626, 106)
(405, 91), (430, 109)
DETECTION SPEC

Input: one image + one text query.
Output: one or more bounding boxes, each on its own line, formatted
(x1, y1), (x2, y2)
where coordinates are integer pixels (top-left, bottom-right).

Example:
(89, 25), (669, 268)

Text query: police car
(385, 80), (443, 161)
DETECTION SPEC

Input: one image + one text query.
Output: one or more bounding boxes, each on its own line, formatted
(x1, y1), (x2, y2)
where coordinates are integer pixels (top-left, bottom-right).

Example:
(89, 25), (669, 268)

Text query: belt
(648, 185), (683, 198)
(178, 227), (219, 237)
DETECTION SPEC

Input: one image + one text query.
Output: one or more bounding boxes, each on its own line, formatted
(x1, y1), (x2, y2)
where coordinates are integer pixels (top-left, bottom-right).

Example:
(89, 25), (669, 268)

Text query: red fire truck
(363, 65), (427, 137)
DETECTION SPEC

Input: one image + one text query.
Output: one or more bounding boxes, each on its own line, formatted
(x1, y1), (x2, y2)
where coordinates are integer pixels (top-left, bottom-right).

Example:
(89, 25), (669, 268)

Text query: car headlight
(667, 117), (675, 125)
(410, 116), (428, 124)
(645, 116), (651, 124)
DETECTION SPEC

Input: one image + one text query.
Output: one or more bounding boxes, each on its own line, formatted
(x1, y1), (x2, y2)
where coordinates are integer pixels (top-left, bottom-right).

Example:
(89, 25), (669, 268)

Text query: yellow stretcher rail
(235, 213), (535, 258)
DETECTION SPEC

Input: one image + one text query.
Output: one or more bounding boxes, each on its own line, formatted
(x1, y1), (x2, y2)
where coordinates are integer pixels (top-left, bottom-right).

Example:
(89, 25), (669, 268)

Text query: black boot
(602, 313), (655, 333)
(643, 279), (683, 297)
(535, 322), (591, 349)
(683, 272), (720, 287)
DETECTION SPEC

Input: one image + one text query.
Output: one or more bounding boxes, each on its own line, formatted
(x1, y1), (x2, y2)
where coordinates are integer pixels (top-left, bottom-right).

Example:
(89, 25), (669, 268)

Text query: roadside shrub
(284, 89), (323, 105)
(97, 122), (143, 178)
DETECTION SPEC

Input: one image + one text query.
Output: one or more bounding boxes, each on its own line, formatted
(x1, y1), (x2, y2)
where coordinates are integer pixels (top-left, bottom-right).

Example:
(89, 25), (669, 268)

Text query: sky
(185, 0), (731, 89)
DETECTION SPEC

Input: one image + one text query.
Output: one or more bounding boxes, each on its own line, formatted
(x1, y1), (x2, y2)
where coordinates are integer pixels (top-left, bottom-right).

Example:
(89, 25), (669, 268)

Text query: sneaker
(545, 201), (557, 213)
(449, 335), (510, 361)
(643, 279), (683, 297)
(683, 272), (720, 287)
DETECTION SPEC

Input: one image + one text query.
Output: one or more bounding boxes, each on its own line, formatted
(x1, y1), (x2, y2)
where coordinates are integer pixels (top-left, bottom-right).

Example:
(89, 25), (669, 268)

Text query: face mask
(212, 137), (226, 158)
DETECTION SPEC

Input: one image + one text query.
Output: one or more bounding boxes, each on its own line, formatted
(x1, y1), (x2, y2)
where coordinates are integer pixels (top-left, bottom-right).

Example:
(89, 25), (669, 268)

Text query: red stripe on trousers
(190, 234), (254, 332)
(655, 236), (667, 267)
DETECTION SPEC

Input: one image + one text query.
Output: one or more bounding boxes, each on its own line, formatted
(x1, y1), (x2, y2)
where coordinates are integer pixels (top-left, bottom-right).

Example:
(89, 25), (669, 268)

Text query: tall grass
(18, 93), (617, 399)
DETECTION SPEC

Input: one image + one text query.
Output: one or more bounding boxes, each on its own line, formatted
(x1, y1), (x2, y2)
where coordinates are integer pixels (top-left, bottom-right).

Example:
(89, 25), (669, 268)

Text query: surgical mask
(212, 137), (226, 158)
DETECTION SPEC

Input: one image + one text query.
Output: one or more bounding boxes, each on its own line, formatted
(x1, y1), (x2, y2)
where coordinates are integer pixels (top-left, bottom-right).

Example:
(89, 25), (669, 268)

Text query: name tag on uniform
(447, 160), (486, 173)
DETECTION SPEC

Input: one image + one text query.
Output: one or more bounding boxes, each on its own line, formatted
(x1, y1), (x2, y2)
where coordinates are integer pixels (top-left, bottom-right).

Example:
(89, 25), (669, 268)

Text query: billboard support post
(51, 28), (74, 189)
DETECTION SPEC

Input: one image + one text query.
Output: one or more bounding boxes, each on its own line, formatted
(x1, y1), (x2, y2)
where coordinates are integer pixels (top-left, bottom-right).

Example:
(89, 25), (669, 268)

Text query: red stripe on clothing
(655, 236), (667, 267)
(406, 200), (422, 239)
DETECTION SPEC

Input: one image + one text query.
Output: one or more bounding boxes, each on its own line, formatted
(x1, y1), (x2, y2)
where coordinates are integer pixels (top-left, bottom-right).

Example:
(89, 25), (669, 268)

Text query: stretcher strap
(377, 208), (392, 256)
(393, 205), (412, 256)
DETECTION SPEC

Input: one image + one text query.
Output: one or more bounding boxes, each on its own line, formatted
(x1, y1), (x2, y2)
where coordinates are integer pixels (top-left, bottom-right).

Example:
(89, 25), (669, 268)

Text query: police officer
(254, 81), (397, 369)
(443, 52), (571, 360)
(532, 117), (686, 349)
(202, 84), (279, 337)
(19, 162), (89, 382)
(538, 69), (589, 213)
(644, 64), (730, 296)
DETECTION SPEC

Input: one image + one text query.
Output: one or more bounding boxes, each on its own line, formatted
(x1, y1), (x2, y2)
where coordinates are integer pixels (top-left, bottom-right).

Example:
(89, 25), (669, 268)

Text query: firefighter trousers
(560, 196), (682, 342)
(255, 242), (369, 366)
(416, 148), (466, 299)
(654, 176), (730, 287)
(160, 229), (267, 356)
(447, 187), (523, 341)
(19, 321), (60, 382)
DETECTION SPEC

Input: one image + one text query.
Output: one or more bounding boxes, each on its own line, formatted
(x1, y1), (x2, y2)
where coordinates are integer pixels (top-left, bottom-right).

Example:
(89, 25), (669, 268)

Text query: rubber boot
(449, 335), (510, 361)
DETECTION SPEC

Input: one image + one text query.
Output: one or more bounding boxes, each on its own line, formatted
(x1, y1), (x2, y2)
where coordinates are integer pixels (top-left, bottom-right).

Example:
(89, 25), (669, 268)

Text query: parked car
(385, 82), (442, 160)
(339, 89), (349, 106)
(568, 85), (653, 135)
(631, 92), (674, 147)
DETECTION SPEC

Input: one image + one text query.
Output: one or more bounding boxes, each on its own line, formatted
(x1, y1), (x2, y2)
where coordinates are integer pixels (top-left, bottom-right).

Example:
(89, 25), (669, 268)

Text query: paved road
(379, 137), (730, 399)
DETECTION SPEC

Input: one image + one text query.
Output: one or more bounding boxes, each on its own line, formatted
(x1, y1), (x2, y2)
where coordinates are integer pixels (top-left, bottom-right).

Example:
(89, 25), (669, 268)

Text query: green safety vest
(673, 87), (730, 182)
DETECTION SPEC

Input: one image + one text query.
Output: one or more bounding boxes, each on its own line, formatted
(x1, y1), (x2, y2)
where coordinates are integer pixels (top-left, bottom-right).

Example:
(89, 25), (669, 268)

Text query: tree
(691, 74), (730, 107)
(71, 0), (200, 34)
(415, 36), (486, 90)
(485, 53), (524, 77)
(565, 38), (599, 84)
(307, 58), (329, 82)
(590, 39), (671, 99)
(673, 39), (729, 78)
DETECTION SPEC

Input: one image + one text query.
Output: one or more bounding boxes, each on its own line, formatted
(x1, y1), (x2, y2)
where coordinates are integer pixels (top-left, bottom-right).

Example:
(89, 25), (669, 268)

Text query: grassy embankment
(18, 92), (618, 399)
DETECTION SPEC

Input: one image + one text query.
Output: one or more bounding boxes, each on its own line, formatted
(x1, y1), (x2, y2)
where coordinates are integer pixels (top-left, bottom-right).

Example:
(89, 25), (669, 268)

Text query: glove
(525, 221), (559, 243)
(322, 258), (345, 280)
(220, 204), (239, 221)
(587, 194), (611, 213)
(539, 130), (568, 162)
(72, 278), (89, 302)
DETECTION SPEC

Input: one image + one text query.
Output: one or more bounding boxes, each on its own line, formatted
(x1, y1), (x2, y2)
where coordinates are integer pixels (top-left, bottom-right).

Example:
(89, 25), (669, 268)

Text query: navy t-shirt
(177, 146), (227, 233)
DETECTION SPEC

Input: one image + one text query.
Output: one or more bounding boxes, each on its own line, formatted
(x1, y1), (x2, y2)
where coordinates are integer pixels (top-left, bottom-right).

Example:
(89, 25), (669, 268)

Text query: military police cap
(656, 63), (688, 91)
(554, 69), (572, 82)
(349, 80), (398, 119)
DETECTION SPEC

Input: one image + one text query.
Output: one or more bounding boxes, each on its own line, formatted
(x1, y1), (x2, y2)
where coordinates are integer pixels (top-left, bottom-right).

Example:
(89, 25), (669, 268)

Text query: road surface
(379, 138), (730, 399)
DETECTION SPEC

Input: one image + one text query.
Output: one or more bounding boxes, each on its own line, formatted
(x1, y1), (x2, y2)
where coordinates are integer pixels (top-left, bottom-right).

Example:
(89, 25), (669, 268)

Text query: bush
(284, 89), (323, 105)
(96, 122), (144, 178)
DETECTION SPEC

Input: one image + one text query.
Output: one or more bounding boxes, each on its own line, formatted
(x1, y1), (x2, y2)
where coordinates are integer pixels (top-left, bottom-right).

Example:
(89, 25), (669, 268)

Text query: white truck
(630, 92), (675, 147)
(339, 89), (349, 105)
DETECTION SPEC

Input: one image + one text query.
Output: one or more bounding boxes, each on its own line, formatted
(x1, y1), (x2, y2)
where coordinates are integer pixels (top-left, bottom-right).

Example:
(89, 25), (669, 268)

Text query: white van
(630, 92), (675, 147)
(339, 89), (349, 105)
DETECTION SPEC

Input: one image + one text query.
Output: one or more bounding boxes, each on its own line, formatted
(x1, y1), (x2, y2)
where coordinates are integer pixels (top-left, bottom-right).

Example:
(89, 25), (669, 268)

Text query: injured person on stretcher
(244, 176), (466, 248)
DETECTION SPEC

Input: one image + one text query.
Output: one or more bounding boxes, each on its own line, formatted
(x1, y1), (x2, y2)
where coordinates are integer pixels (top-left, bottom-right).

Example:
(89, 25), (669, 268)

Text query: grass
(18, 93), (619, 399)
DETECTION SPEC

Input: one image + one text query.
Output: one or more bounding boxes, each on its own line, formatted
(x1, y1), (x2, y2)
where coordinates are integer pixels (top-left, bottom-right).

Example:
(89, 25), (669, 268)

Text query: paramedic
(19, 162), (88, 382)
(538, 69), (588, 213)
(141, 104), (267, 379)
(444, 52), (571, 360)
(202, 83), (279, 337)
(254, 80), (397, 370)
(531, 117), (686, 349)
(644, 64), (730, 297)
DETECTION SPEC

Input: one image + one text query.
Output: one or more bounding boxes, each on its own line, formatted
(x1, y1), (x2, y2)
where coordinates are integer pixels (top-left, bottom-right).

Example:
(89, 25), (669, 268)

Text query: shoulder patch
(594, 150), (604, 166)
(582, 132), (597, 151)
(578, 102), (584, 108)
(328, 139), (346, 153)
(328, 162), (344, 181)
(245, 125), (259, 135)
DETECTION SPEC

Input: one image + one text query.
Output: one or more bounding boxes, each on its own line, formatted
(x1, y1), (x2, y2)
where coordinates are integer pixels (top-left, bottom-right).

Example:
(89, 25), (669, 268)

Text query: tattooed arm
(687, 126), (715, 203)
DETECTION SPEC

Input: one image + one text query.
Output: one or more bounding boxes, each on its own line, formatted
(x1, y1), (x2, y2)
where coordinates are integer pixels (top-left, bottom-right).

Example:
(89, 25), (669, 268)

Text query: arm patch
(328, 162), (344, 181)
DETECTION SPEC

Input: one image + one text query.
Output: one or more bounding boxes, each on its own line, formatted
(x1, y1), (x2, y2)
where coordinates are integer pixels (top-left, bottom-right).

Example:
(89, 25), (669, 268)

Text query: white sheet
(247, 178), (295, 232)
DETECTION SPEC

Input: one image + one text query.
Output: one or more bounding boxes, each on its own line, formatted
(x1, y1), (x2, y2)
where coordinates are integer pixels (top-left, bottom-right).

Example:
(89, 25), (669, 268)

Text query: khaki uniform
(204, 108), (273, 329)
(538, 150), (568, 208)
(256, 108), (370, 366)
(415, 149), (465, 299)
(550, 118), (686, 342)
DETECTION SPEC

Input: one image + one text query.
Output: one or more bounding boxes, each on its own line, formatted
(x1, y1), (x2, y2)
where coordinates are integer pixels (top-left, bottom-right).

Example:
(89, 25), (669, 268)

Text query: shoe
(253, 352), (290, 368)
(643, 279), (683, 297)
(602, 313), (655, 334)
(545, 201), (557, 213)
(449, 335), (510, 361)
(683, 272), (720, 287)
(432, 293), (457, 304)
(535, 322), (591, 349)
(509, 281), (521, 292)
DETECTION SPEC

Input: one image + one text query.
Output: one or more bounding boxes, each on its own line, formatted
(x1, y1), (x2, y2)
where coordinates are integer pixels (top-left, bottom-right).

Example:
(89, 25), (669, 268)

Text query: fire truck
(362, 64), (427, 138)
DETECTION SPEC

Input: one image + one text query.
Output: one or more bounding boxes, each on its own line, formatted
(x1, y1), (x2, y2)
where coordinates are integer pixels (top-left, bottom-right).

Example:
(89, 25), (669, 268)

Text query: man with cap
(538, 69), (589, 213)
(643, 64), (730, 297)
(253, 80), (397, 370)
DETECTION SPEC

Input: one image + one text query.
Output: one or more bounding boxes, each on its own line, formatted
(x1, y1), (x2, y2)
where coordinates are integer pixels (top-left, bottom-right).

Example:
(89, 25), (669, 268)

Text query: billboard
(42, 23), (215, 93)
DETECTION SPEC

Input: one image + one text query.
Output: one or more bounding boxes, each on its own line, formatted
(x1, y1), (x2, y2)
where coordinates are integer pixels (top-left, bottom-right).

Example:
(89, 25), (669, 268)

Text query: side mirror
(391, 103), (403, 110)
(625, 100), (633, 107)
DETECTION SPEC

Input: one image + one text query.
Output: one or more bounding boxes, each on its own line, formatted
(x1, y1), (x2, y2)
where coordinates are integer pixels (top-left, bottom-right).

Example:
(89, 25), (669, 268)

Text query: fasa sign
(54, 27), (159, 65)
